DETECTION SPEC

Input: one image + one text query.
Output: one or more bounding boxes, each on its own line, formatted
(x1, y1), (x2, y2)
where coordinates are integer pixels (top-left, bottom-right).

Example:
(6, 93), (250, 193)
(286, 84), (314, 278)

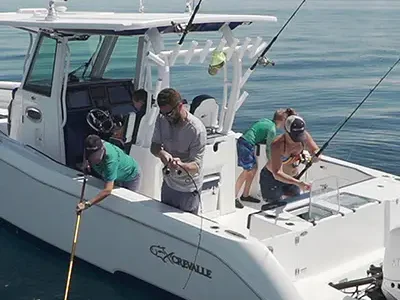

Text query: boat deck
(213, 158), (400, 298)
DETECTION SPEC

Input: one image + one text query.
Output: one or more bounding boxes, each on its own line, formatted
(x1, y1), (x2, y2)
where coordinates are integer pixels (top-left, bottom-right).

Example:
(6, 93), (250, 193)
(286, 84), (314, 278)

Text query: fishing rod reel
(257, 56), (275, 67)
(162, 159), (183, 176)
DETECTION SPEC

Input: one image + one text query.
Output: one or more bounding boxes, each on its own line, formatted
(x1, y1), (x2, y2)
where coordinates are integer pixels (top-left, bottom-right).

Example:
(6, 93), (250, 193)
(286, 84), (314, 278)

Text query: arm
(87, 181), (114, 207)
(265, 128), (277, 160)
(304, 131), (319, 154)
(150, 116), (172, 164)
(304, 131), (322, 161)
(180, 126), (206, 173)
(87, 157), (118, 206)
(77, 159), (117, 212)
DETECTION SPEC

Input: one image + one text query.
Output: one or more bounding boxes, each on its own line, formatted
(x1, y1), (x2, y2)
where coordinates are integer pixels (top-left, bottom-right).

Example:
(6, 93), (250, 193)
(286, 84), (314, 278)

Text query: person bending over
(235, 108), (296, 208)
(76, 134), (141, 213)
(259, 115), (321, 203)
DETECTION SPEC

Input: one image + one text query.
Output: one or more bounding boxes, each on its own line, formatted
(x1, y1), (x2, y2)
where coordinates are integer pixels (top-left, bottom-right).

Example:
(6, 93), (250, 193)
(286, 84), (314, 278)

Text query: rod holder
(248, 36), (262, 58)
(252, 42), (268, 59)
(184, 40), (199, 65)
(154, 78), (163, 100)
(147, 51), (166, 67)
(221, 23), (235, 45)
(169, 43), (182, 66)
(225, 38), (239, 61)
(239, 69), (252, 89)
(199, 40), (213, 63)
(235, 91), (249, 112)
(216, 39), (227, 52)
(238, 37), (251, 60)
(146, 28), (164, 54)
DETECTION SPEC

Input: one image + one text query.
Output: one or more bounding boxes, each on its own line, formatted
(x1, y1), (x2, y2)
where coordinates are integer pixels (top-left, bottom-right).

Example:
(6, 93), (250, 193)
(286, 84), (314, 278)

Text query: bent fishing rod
(296, 56), (400, 180)
(240, 0), (307, 86)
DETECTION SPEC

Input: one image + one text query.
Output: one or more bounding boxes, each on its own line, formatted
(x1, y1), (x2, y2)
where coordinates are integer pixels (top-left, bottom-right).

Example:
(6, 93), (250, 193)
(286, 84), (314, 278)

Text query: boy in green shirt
(77, 134), (141, 213)
(235, 108), (296, 208)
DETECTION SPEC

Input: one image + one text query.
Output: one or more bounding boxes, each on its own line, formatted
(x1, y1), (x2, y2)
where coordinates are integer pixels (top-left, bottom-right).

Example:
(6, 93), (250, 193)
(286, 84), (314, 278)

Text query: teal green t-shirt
(91, 141), (139, 183)
(242, 118), (276, 145)
(242, 118), (277, 160)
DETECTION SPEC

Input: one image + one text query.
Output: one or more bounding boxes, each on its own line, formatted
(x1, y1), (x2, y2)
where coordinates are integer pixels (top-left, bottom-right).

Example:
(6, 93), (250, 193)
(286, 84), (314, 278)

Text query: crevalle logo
(150, 245), (212, 279)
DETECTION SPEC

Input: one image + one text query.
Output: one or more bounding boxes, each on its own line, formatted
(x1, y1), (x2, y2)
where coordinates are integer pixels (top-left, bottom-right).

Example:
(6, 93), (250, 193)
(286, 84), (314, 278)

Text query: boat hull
(0, 136), (303, 300)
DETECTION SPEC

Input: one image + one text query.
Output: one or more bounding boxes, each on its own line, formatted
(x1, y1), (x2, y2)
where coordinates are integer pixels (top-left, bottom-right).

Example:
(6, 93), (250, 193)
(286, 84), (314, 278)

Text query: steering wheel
(86, 108), (115, 134)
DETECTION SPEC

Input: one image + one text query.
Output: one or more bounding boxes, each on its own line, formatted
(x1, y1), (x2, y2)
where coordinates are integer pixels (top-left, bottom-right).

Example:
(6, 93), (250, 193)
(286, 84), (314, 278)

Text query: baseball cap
(285, 115), (306, 142)
(84, 135), (105, 164)
(208, 50), (226, 76)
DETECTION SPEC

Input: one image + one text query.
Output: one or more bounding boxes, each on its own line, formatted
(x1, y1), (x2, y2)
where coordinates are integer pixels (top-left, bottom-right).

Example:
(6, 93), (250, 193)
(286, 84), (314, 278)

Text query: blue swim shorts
(237, 137), (257, 170)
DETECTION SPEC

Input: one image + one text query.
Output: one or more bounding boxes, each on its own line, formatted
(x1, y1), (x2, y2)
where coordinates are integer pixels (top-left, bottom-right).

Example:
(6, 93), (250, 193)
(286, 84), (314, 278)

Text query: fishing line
(345, 115), (375, 161)
(162, 161), (203, 290)
(296, 56), (400, 180)
(162, 0), (205, 290)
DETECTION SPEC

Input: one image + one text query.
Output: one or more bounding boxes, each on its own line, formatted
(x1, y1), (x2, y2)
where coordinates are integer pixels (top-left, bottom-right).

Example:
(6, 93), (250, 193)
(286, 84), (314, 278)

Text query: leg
(235, 138), (260, 206)
(161, 181), (177, 208)
(259, 168), (284, 203)
(179, 190), (201, 215)
(161, 182), (200, 215)
(239, 167), (261, 204)
(121, 173), (141, 192)
(282, 184), (301, 198)
(235, 170), (247, 197)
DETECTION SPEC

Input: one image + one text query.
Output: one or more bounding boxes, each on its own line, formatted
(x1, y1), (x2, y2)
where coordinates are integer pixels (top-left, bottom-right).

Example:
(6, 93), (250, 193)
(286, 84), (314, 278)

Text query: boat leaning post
(141, 8), (282, 138)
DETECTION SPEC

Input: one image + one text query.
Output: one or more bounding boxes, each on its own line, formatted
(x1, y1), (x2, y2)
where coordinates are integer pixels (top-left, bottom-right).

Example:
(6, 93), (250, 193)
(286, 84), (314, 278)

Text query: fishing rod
(240, 0), (307, 87)
(296, 56), (400, 180)
(178, 0), (204, 45)
(63, 158), (88, 300)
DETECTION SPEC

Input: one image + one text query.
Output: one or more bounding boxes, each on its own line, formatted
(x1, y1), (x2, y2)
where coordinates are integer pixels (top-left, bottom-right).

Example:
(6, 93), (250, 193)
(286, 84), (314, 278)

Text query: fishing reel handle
(162, 159), (182, 175)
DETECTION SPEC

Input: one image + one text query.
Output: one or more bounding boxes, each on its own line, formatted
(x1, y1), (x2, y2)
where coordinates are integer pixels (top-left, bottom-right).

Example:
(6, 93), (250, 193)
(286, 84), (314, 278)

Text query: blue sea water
(0, 0), (399, 299)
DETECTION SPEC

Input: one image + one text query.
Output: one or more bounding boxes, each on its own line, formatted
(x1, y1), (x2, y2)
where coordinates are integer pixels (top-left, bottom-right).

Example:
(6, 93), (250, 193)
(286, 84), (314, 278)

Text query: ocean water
(0, 0), (400, 299)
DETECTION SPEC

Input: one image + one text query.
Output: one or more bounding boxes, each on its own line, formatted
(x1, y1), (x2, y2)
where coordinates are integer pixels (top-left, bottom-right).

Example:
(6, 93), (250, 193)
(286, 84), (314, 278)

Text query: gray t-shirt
(152, 112), (207, 192)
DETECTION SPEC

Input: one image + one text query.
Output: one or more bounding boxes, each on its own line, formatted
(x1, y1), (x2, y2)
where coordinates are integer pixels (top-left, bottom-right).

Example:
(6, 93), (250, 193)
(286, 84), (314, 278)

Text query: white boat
(1, 1), (400, 299)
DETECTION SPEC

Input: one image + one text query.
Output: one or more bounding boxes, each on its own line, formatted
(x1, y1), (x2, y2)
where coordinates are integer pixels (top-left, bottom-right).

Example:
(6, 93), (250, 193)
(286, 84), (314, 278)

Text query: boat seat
(122, 109), (146, 153)
(189, 94), (219, 130)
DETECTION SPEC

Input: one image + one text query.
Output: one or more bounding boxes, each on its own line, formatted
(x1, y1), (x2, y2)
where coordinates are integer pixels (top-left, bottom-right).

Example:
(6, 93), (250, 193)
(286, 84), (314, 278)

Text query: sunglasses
(159, 102), (182, 117)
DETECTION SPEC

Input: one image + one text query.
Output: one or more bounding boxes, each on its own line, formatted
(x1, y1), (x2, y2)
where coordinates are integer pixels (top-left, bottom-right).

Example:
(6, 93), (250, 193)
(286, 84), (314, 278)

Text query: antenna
(45, 0), (68, 21)
(185, 0), (194, 13)
(139, 0), (145, 13)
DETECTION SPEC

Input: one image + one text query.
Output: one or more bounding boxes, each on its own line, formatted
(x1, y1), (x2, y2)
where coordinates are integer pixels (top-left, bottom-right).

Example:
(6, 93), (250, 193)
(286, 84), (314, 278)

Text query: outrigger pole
(240, 0), (307, 88)
(296, 56), (400, 180)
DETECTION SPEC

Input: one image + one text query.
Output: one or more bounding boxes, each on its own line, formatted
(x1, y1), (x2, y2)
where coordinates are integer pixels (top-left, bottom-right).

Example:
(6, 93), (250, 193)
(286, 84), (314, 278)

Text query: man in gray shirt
(150, 88), (207, 215)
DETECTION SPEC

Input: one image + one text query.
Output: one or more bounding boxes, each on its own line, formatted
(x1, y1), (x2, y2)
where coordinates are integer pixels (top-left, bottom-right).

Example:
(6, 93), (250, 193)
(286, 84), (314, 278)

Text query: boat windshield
(68, 35), (138, 82)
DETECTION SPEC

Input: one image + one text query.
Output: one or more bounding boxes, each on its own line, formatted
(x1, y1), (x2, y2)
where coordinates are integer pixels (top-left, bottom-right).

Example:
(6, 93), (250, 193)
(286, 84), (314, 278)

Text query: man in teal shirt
(77, 134), (141, 213)
(235, 108), (296, 208)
